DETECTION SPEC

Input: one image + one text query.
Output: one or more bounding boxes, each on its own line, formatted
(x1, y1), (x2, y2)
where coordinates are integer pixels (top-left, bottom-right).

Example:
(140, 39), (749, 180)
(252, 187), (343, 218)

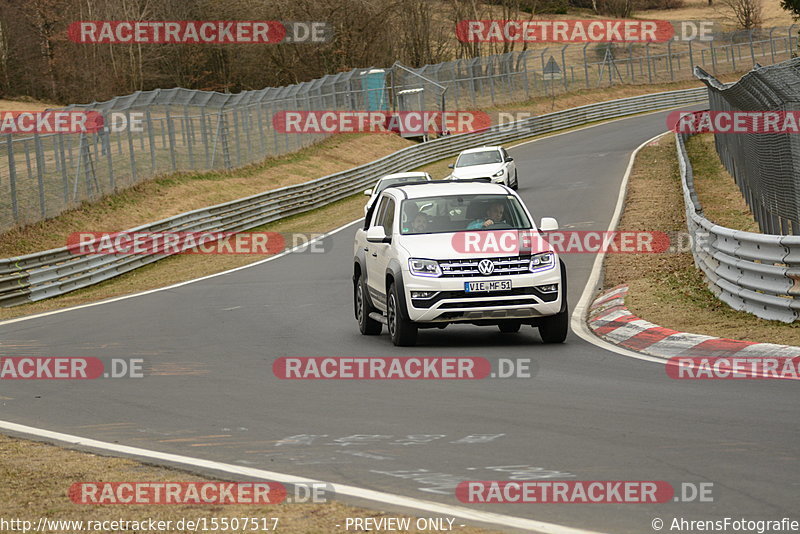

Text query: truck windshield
(400, 194), (532, 235)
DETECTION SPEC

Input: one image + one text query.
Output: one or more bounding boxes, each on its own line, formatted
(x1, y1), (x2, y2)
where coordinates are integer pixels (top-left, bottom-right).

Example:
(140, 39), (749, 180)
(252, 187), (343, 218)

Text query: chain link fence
(2, 25), (797, 234)
(695, 57), (800, 235)
(396, 25), (799, 109)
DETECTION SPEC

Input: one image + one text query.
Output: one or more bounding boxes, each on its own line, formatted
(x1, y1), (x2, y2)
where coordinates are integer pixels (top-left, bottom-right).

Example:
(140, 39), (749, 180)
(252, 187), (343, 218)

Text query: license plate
(464, 280), (511, 293)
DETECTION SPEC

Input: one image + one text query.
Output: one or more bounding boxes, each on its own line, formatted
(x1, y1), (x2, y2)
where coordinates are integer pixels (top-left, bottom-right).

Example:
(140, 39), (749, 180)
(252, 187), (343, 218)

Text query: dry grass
(638, 0), (795, 29)
(685, 133), (759, 231)
(603, 134), (800, 344)
(0, 434), (494, 534)
(0, 98), (53, 112)
(0, 134), (414, 257)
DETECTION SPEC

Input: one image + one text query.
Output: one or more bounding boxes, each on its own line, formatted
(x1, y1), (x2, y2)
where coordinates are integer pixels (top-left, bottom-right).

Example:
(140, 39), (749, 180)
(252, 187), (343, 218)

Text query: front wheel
(355, 273), (381, 335)
(387, 283), (418, 346)
(538, 306), (568, 343)
(538, 261), (568, 343)
(511, 170), (519, 190)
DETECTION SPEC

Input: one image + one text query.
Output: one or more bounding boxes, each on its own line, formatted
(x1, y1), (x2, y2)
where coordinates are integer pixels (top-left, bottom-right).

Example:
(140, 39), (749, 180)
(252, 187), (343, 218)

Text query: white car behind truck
(353, 181), (567, 346)
(448, 146), (518, 189)
(363, 172), (433, 215)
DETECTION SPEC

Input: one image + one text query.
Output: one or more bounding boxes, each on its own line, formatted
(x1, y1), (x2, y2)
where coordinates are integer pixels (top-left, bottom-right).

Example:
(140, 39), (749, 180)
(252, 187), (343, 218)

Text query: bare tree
(719, 0), (762, 29)
(395, 0), (449, 67)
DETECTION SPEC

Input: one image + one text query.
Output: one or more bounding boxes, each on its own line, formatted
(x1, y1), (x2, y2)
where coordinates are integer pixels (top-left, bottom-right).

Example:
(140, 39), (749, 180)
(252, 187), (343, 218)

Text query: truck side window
(381, 198), (396, 235)
(372, 197), (389, 228)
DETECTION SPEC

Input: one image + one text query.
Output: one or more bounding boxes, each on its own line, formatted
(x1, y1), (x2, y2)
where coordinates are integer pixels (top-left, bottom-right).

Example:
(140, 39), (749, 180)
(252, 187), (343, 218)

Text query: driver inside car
(467, 201), (506, 229)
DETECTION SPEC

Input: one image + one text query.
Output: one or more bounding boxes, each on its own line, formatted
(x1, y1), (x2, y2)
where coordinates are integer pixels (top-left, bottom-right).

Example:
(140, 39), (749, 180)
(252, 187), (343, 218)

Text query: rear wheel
(355, 273), (381, 335)
(387, 283), (418, 346)
(498, 321), (521, 333)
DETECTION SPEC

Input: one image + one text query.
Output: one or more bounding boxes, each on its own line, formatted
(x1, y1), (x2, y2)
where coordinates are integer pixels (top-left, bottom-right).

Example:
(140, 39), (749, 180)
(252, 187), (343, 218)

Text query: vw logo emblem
(477, 259), (495, 275)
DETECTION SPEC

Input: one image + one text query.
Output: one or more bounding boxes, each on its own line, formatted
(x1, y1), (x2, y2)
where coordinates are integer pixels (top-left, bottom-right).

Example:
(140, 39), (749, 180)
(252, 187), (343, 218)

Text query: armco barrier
(676, 132), (800, 323)
(0, 88), (707, 308)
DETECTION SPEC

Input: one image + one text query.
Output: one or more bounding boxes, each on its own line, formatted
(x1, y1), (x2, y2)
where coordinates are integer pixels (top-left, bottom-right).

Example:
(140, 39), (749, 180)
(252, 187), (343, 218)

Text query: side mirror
(366, 226), (390, 243)
(448, 163), (454, 169)
(363, 189), (372, 196)
(540, 217), (558, 231)
(506, 157), (514, 162)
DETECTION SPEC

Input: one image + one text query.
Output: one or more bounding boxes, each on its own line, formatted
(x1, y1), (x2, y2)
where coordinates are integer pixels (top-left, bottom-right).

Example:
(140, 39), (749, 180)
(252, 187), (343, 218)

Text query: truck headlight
(529, 252), (555, 272)
(408, 258), (442, 277)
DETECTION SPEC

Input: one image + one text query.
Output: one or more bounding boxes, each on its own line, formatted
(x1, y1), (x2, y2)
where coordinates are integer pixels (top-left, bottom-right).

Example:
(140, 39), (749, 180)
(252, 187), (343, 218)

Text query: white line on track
(0, 421), (603, 534)
(569, 131), (674, 365)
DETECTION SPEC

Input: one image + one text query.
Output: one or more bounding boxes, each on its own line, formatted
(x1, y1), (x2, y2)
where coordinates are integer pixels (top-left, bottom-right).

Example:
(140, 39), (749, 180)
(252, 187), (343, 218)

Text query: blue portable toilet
(362, 69), (387, 111)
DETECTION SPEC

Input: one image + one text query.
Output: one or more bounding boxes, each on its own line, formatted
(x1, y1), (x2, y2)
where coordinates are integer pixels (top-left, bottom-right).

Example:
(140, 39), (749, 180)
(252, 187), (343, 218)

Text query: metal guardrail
(695, 59), (800, 235)
(0, 87), (708, 308)
(676, 132), (800, 323)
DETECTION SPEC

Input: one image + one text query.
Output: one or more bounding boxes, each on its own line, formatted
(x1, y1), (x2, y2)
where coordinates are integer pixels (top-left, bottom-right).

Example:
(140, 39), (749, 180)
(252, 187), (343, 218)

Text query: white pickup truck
(353, 180), (567, 346)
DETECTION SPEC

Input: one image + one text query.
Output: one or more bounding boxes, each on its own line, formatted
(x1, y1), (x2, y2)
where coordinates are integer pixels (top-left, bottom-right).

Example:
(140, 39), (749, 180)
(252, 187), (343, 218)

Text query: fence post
(126, 111), (138, 186)
(57, 134), (68, 203)
(769, 28), (776, 63)
(33, 132), (46, 219)
(582, 44), (590, 88)
(6, 135), (18, 223)
(710, 40), (717, 74)
(184, 105), (194, 169)
(646, 43), (653, 83)
(145, 110), (156, 173)
(667, 40), (674, 81)
(165, 106), (177, 171)
(104, 126), (115, 191)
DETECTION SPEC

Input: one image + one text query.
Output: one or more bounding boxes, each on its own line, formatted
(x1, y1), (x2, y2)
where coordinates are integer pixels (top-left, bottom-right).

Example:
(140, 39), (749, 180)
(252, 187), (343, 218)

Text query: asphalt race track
(1, 108), (797, 533)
